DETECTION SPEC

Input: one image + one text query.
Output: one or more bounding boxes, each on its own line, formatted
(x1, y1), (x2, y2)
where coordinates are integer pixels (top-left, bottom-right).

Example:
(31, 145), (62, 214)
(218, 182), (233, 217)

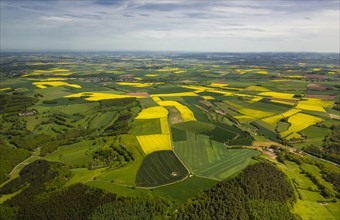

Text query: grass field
(171, 127), (187, 142)
(87, 180), (150, 197)
(153, 176), (218, 204)
(44, 140), (101, 167)
(174, 132), (260, 180)
(136, 150), (189, 187)
(204, 123), (246, 144)
(294, 126), (330, 149)
(132, 119), (162, 135)
(294, 190), (339, 220)
(270, 160), (339, 220)
(172, 121), (215, 134)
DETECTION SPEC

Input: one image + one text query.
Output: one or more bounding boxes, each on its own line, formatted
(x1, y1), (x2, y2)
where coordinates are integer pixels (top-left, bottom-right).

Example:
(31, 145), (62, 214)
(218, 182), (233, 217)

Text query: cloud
(1, 0), (339, 52)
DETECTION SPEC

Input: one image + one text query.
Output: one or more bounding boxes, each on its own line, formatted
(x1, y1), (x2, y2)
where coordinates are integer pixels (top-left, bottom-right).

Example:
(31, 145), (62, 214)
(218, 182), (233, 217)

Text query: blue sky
(1, 0), (339, 52)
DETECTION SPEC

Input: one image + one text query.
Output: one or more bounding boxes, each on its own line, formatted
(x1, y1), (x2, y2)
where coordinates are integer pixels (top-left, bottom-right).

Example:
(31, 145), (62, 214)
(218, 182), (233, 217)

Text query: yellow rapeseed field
(0, 87), (11, 91)
(262, 115), (283, 127)
(33, 81), (81, 89)
(249, 96), (263, 102)
(209, 83), (229, 87)
(295, 98), (333, 112)
(182, 85), (237, 95)
(174, 70), (186, 74)
(285, 132), (302, 140)
(295, 104), (325, 112)
(136, 134), (172, 154)
(144, 74), (159, 77)
(259, 91), (296, 100)
(181, 85), (208, 93)
(269, 100), (295, 106)
(281, 113), (323, 139)
(238, 108), (275, 118)
(205, 89), (233, 96)
(262, 109), (301, 126)
(157, 101), (196, 121)
(299, 98), (333, 107)
(282, 109), (302, 117)
(234, 115), (256, 123)
(31, 68), (72, 76)
(134, 106), (171, 154)
(116, 82), (160, 87)
(135, 106), (168, 119)
(245, 86), (270, 91)
(160, 117), (170, 134)
(44, 78), (69, 81)
(235, 69), (267, 74)
(64, 92), (145, 101)
(151, 96), (162, 102)
(270, 79), (290, 82)
(156, 67), (182, 72)
(202, 96), (214, 100)
(151, 92), (198, 97)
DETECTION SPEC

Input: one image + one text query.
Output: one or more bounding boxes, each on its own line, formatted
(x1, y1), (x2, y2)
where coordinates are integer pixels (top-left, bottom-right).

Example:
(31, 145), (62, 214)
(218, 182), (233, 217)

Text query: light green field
(276, 161), (318, 190)
(131, 118), (162, 135)
(44, 140), (101, 167)
(300, 163), (336, 196)
(174, 132), (260, 180)
(270, 160), (339, 220)
(294, 126), (330, 149)
(61, 103), (98, 115)
(88, 111), (118, 130)
(66, 168), (103, 186)
(294, 189), (339, 220)
(277, 121), (290, 132)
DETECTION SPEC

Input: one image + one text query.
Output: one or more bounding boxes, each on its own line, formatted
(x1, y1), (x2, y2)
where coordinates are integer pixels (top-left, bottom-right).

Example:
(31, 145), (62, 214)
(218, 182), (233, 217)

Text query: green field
(171, 127), (187, 142)
(153, 176), (218, 204)
(136, 151), (189, 187)
(273, 160), (339, 220)
(131, 118), (162, 135)
(294, 126), (331, 149)
(44, 140), (101, 167)
(172, 121), (215, 133)
(174, 132), (260, 179)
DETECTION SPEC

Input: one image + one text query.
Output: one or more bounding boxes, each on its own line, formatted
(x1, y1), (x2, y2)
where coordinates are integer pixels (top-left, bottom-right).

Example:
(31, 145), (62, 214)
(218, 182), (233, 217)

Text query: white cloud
(1, 0), (339, 52)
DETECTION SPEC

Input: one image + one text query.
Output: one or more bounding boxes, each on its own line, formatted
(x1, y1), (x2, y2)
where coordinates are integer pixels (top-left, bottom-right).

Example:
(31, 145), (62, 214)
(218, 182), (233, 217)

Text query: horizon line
(1, 49), (339, 54)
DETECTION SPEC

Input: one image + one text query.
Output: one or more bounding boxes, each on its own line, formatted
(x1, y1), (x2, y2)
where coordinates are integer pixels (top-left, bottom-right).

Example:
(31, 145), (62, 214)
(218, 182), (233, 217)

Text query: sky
(1, 0), (339, 52)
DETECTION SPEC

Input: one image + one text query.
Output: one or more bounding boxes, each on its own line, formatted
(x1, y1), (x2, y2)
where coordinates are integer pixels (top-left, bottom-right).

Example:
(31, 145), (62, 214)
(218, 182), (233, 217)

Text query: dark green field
(136, 151), (189, 187)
